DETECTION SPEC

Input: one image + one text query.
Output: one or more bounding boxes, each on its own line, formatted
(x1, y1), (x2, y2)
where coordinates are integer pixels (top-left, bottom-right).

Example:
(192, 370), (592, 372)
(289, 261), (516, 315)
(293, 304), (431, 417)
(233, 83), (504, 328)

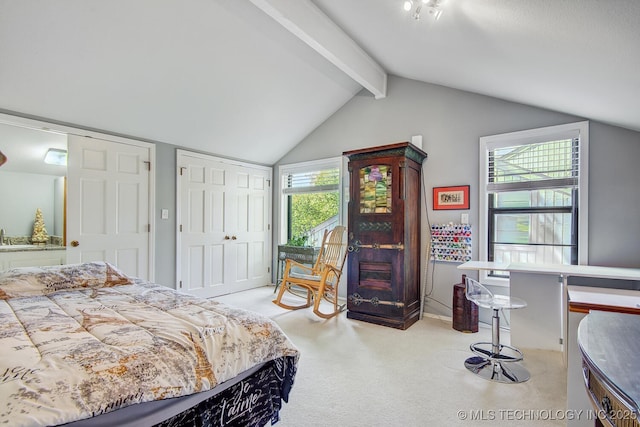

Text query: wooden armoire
(343, 142), (427, 330)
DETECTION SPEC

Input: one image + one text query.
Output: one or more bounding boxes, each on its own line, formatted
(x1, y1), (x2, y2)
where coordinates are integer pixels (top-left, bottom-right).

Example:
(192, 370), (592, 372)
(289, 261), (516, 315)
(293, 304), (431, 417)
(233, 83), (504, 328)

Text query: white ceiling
(313, 0), (640, 133)
(1, 0), (638, 172)
(0, 124), (67, 175)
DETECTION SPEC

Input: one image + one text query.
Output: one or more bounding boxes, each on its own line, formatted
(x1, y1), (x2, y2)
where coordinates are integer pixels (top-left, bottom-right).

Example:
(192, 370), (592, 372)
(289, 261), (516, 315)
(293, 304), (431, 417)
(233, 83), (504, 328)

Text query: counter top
(457, 261), (509, 271)
(0, 244), (66, 253)
(578, 311), (640, 415)
(458, 261), (640, 280)
(568, 285), (640, 315)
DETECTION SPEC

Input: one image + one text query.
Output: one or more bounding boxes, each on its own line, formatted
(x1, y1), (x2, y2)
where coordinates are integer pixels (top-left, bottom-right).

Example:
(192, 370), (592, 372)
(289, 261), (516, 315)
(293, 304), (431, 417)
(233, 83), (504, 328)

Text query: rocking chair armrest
(318, 264), (343, 280)
(323, 264), (342, 273)
(283, 258), (315, 275)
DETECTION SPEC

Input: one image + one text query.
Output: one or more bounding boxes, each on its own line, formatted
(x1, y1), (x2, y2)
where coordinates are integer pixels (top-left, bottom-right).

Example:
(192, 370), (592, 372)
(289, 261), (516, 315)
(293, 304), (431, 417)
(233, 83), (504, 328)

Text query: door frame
(0, 113), (156, 281)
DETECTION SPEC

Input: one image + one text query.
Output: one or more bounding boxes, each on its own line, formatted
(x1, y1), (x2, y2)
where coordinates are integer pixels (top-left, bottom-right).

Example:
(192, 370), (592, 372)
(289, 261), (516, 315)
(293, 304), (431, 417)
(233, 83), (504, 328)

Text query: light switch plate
(461, 213), (469, 224)
(161, 209), (169, 220)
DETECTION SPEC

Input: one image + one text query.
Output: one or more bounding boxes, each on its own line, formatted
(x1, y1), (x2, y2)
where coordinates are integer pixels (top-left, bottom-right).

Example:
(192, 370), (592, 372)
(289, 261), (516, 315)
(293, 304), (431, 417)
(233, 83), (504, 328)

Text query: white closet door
(66, 135), (152, 280)
(177, 150), (271, 297)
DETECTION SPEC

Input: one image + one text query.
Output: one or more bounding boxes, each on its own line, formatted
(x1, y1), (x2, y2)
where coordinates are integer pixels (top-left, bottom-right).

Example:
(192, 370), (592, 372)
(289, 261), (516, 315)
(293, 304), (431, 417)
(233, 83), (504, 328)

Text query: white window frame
(277, 157), (344, 245)
(478, 121), (589, 286)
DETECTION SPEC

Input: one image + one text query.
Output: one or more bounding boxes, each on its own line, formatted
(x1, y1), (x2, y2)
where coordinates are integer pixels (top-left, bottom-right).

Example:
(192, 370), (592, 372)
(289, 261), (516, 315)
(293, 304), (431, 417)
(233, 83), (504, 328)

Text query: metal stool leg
(492, 308), (500, 355)
(465, 308), (530, 383)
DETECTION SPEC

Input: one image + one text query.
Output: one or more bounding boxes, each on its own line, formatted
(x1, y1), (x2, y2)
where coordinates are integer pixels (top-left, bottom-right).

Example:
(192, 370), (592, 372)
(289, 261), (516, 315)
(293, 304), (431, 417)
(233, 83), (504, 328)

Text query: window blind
(487, 137), (579, 192)
(282, 167), (340, 194)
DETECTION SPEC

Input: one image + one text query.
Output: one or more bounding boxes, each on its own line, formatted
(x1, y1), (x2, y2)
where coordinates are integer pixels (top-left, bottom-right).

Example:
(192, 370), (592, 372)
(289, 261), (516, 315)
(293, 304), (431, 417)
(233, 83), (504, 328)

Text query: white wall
(4, 74), (635, 304)
(275, 75), (640, 318)
(0, 171), (58, 238)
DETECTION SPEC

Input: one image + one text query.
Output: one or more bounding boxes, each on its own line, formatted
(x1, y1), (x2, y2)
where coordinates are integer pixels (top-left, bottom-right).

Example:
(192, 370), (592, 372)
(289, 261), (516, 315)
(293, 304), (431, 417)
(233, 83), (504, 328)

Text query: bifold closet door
(176, 150), (272, 298)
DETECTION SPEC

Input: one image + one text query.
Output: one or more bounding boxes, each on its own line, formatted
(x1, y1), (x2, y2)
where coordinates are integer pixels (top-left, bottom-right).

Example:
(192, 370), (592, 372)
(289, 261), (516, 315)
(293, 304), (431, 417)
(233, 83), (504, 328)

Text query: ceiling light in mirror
(44, 148), (67, 166)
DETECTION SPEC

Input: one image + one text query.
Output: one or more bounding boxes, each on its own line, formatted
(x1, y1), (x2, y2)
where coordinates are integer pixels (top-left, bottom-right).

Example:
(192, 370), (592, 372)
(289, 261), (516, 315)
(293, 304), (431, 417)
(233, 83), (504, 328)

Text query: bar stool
(464, 277), (530, 383)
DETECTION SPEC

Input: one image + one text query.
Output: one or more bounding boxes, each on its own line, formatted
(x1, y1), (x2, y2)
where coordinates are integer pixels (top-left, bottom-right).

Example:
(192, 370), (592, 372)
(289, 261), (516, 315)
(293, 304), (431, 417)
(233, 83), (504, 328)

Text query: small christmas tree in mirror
(32, 208), (49, 245)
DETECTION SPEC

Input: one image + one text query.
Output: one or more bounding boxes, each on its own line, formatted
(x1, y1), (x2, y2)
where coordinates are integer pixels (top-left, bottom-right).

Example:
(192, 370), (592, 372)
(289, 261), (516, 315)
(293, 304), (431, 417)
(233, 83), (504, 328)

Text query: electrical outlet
(461, 213), (469, 224)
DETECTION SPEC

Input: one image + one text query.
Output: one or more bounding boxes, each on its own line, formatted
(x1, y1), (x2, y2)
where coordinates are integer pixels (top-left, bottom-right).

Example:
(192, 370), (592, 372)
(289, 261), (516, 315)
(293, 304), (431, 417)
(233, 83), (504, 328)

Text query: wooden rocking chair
(273, 225), (348, 319)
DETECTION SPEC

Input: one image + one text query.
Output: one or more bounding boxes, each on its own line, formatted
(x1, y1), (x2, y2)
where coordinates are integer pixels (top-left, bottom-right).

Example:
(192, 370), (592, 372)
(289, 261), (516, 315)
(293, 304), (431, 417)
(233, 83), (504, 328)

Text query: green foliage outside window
(290, 192), (339, 243)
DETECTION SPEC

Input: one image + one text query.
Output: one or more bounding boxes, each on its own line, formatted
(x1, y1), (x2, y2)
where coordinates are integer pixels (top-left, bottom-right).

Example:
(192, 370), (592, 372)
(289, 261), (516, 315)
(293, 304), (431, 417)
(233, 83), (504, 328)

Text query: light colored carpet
(215, 286), (567, 427)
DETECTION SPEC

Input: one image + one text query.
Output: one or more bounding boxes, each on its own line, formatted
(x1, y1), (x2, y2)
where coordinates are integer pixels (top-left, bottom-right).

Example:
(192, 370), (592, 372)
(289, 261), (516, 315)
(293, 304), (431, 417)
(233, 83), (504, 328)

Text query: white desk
(457, 261), (508, 271)
(460, 261), (640, 280)
(566, 286), (640, 427)
(459, 262), (565, 352)
(568, 285), (640, 314)
(459, 262), (640, 353)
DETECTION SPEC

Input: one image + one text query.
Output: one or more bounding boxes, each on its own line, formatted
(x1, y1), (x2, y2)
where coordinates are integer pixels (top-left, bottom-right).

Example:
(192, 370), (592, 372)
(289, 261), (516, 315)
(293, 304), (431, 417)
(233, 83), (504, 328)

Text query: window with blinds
(488, 138), (579, 192)
(282, 167), (340, 194)
(479, 122), (589, 281)
(279, 159), (342, 247)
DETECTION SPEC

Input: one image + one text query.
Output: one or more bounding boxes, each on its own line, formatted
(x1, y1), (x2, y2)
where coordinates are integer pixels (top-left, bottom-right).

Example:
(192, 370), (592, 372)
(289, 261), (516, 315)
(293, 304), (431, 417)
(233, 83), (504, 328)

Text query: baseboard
(422, 312), (453, 322)
(421, 312), (496, 331)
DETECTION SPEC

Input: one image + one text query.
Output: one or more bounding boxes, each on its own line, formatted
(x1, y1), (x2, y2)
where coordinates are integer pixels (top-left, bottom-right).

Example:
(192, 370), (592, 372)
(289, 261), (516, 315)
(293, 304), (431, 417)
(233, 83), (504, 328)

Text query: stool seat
(464, 277), (530, 384)
(473, 293), (527, 311)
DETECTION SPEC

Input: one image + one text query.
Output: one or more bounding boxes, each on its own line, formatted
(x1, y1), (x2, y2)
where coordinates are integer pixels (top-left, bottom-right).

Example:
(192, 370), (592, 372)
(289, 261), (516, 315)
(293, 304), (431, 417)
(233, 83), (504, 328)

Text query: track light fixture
(403, 0), (445, 21)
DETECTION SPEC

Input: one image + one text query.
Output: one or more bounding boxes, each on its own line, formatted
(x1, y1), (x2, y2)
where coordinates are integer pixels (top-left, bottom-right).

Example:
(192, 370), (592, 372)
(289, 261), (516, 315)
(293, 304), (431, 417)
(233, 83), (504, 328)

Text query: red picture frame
(433, 185), (470, 210)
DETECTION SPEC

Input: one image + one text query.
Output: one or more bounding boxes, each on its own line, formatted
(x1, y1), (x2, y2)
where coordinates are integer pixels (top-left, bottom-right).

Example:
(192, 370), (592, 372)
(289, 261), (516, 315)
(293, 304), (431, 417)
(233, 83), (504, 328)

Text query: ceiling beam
(249, 0), (387, 99)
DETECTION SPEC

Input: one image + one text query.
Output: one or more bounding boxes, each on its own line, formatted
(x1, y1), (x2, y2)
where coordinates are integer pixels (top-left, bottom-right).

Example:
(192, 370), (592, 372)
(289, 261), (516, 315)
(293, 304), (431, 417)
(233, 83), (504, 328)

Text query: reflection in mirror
(0, 122), (67, 246)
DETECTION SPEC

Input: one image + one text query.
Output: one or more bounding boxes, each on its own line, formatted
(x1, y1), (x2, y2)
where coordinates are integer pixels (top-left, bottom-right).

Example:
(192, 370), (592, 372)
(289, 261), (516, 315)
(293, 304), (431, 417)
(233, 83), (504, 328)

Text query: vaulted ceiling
(1, 0), (638, 167)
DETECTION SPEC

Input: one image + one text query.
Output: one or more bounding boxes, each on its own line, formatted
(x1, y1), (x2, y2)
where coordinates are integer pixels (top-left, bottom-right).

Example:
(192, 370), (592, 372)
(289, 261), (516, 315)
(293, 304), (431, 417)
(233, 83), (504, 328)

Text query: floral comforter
(0, 262), (299, 427)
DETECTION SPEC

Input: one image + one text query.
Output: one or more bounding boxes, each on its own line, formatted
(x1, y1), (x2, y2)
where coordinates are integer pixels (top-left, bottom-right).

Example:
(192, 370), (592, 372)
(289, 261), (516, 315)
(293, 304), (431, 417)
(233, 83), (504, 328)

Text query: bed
(0, 262), (299, 427)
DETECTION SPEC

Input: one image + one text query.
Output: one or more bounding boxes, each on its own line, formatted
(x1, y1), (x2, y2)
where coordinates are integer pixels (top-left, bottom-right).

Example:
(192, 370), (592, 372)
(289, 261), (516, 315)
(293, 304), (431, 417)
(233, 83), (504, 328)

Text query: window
(279, 158), (342, 247)
(479, 122), (589, 283)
